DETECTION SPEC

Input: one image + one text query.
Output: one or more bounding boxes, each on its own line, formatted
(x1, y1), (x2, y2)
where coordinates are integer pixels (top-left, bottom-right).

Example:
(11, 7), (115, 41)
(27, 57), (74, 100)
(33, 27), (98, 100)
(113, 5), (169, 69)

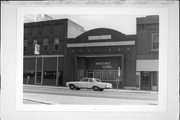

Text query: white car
(66, 78), (112, 91)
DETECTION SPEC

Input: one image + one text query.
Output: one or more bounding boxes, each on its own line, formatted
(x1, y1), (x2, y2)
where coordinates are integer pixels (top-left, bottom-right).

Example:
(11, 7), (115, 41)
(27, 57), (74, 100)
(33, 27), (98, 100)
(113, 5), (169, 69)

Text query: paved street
(23, 85), (158, 105)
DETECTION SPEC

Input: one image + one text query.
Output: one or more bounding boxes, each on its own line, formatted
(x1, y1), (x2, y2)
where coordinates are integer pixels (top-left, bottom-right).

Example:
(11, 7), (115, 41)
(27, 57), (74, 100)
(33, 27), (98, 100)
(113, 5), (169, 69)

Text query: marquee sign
(88, 35), (112, 40)
(95, 62), (112, 69)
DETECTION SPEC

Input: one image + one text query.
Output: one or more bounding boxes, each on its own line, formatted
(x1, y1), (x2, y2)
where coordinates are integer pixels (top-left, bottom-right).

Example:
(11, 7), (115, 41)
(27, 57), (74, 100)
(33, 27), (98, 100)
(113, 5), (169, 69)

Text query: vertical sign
(34, 44), (40, 55)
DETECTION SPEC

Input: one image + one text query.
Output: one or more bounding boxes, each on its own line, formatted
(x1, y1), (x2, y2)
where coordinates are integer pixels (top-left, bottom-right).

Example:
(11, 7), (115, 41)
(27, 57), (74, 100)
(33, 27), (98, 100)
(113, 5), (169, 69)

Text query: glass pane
(33, 40), (38, 45)
(24, 40), (28, 46)
(44, 38), (48, 45)
(102, 71), (108, 80)
(55, 45), (59, 50)
(54, 38), (59, 44)
(153, 42), (159, 49)
(44, 46), (48, 51)
(82, 78), (88, 82)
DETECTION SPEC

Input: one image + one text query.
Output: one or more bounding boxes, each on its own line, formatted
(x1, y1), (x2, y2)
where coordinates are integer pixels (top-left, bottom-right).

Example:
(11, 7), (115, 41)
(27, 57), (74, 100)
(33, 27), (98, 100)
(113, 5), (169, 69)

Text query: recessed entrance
(75, 55), (124, 88)
(87, 71), (94, 78)
(141, 72), (151, 90)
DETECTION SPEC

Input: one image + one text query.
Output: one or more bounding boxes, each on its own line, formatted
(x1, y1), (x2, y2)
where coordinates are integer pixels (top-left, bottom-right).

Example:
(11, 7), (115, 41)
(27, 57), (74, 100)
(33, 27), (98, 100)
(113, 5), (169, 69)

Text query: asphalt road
(23, 85), (158, 101)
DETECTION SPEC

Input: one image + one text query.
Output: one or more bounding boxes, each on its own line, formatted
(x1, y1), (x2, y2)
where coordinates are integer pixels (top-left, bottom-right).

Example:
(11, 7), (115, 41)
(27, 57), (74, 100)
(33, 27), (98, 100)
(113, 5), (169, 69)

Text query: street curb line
(23, 98), (53, 105)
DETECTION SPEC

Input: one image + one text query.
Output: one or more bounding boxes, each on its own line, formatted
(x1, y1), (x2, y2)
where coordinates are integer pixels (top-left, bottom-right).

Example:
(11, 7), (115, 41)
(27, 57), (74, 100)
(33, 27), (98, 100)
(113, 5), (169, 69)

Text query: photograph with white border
(1, 1), (179, 120)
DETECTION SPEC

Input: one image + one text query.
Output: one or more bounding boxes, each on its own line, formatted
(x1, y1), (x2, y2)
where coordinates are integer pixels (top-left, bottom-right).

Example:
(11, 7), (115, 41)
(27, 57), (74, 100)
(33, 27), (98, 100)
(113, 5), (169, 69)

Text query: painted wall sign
(95, 62), (111, 65)
(88, 35), (112, 40)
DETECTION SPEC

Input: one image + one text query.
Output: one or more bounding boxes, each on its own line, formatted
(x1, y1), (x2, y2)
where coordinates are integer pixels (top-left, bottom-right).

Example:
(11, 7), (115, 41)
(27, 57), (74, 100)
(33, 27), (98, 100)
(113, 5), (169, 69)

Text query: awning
(136, 60), (158, 71)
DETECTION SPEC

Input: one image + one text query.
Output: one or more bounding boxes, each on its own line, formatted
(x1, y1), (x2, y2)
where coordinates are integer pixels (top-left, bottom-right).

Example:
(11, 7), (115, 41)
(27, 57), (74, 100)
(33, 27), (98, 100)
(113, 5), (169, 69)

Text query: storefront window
(23, 71), (35, 84)
(44, 71), (56, 79)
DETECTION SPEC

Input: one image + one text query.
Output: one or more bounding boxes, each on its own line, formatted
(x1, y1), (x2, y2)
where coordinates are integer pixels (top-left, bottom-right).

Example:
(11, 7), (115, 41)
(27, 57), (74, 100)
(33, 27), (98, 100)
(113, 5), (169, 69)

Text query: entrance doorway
(141, 72), (151, 90)
(88, 71), (94, 78)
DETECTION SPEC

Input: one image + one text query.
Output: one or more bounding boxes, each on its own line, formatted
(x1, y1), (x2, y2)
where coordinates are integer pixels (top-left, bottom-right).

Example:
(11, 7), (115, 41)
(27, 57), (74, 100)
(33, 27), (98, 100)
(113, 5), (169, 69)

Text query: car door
(77, 78), (89, 88)
(87, 78), (95, 88)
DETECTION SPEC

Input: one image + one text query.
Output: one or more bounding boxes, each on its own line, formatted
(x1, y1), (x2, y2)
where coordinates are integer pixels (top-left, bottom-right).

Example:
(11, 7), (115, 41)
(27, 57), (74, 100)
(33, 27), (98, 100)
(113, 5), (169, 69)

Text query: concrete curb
(23, 84), (158, 94)
(23, 98), (53, 104)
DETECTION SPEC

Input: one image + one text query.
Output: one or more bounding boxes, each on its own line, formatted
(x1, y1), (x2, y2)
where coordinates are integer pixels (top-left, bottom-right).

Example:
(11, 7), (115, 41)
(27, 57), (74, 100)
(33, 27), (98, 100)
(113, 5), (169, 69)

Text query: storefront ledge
(124, 87), (139, 90)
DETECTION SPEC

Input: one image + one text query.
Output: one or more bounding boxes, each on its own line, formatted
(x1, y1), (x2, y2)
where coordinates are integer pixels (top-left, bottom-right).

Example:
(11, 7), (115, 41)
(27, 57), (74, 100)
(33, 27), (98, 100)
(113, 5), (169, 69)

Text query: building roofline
(137, 15), (159, 24)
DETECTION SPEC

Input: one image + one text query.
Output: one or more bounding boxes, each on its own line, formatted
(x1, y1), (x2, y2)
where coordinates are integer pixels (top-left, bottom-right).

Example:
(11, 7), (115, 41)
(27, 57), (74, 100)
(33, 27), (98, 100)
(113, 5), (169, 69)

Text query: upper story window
(24, 40), (28, 52)
(54, 38), (60, 51)
(43, 38), (49, 51)
(152, 33), (159, 51)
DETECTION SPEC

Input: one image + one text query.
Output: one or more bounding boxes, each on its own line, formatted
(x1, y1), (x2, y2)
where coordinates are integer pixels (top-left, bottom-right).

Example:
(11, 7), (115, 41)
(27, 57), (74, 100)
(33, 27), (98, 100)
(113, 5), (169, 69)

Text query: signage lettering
(95, 62), (111, 65)
(95, 62), (112, 69)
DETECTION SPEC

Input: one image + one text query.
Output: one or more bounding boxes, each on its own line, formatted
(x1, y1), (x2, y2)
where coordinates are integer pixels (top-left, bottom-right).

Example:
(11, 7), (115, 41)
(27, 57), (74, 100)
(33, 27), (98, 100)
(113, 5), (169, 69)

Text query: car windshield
(95, 78), (101, 82)
(81, 78), (88, 82)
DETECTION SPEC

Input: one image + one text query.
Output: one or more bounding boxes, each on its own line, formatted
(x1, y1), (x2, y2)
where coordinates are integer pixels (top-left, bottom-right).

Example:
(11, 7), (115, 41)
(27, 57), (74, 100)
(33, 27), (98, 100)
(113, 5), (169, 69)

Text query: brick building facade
(23, 19), (85, 86)
(23, 15), (159, 91)
(136, 15), (159, 91)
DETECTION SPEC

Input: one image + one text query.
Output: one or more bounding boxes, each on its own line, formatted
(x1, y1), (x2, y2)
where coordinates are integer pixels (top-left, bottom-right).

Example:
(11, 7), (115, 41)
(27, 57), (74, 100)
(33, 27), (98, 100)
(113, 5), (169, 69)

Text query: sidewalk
(23, 84), (158, 94)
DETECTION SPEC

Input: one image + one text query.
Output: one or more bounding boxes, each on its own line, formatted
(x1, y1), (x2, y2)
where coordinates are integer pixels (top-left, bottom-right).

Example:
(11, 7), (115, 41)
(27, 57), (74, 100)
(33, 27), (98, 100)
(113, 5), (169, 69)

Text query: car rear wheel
(92, 86), (99, 91)
(69, 84), (76, 90)
(76, 88), (80, 90)
(99, 88), (104, 91)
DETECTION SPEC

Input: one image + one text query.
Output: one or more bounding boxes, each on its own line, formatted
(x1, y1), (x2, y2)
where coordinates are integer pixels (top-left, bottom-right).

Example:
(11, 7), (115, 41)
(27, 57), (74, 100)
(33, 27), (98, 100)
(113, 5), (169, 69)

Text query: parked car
(66, 78), (112, 91)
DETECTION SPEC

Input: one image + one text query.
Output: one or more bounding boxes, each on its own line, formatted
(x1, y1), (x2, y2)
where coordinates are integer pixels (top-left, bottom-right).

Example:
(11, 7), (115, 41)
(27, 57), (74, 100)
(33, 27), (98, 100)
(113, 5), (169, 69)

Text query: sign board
(34, 44), (40, 55)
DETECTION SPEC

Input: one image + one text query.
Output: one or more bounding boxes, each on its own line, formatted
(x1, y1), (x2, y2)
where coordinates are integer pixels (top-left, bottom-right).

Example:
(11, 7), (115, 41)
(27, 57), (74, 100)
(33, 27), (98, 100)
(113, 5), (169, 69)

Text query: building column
(56, 57), (59, 86)
(121, 55), (124, 88)
(136, 72), (141, 90)
(34, 57), (37, 84)
(75, 56), (77, 80)
(41, 58), (44, 85)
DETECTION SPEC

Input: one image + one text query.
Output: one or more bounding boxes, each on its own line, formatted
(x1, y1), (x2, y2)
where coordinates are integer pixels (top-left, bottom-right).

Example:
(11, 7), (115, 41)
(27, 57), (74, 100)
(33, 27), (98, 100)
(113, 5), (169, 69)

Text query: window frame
(151, 32), (159, 51)
(43, 38), (49, 52)
(54, 37), (60, 51)
(24, 40), (28, 52)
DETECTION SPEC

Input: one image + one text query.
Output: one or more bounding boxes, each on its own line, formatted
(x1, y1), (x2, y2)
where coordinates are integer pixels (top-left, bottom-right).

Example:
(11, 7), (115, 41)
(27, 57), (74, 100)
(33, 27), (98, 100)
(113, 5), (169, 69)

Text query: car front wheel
(69, 84), (76, 90)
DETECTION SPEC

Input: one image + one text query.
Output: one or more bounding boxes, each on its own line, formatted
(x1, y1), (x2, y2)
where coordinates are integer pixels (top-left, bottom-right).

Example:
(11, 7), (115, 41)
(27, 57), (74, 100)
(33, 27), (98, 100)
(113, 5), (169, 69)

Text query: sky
(49, 14), (146, 35)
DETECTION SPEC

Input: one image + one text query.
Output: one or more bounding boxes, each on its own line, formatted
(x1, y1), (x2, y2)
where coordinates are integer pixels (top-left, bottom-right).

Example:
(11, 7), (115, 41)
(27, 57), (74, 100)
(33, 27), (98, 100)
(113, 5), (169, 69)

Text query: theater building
(64, 28), (136, 88)
(136, 15), (159, 91)
(23, 19), (85, 86)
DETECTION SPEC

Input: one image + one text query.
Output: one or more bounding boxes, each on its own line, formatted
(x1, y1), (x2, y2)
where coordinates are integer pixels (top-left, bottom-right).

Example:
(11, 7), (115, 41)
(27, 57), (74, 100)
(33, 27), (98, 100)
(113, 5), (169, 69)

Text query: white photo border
(16, 6), (168, 112)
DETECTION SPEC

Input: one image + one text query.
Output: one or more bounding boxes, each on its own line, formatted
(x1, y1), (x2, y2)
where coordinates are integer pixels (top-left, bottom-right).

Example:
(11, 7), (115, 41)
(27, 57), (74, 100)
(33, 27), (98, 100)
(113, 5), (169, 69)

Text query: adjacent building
(136, 15), (159, 91)
(23, 19), (85, 86)
(23, 15), (159, 91)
